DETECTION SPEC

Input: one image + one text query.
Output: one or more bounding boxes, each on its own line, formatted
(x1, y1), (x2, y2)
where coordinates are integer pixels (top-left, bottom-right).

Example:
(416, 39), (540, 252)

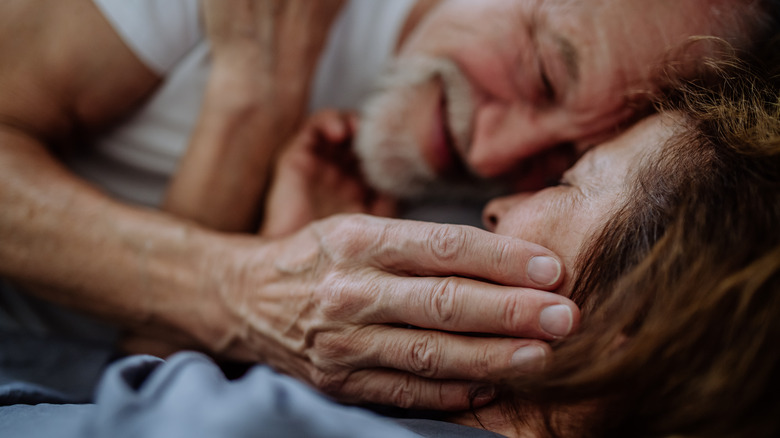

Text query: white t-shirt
(75, 0), (416, 207)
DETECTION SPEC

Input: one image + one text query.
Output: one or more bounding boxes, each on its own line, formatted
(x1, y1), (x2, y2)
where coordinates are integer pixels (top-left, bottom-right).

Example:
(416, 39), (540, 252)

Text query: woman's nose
(482, 193), (529, 232)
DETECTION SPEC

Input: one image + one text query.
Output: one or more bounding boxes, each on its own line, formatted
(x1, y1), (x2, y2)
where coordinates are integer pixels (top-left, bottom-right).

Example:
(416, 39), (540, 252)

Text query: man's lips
(427, 77), (464, 178)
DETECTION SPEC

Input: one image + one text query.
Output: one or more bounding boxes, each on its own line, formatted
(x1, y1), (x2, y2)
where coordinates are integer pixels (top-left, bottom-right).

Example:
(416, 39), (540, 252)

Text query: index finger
(374, 276), (578, 340)
(377, 220), (564, 290)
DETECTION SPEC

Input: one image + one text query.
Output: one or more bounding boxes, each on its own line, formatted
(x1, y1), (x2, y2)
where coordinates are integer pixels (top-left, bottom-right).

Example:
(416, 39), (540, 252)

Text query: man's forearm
(162, 0), (346, 233)
(0, 126), (582, 409)
(162, 58), (293, 233)
(0, 126), (238, 351)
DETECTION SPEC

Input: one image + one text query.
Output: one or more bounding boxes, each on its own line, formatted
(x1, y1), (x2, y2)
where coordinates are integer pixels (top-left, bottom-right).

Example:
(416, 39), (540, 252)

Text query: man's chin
(356, 116), (507, 201)
(359, 151), (435, 198)
(360, 148), (508, 204)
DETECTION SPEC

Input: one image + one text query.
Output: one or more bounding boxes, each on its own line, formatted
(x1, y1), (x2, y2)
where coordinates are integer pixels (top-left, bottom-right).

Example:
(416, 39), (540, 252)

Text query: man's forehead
(535, 0), (664, 113)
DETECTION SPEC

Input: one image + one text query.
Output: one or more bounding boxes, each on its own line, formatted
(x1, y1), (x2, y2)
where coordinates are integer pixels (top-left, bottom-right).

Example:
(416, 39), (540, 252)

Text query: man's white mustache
(355, 56), (506, 200)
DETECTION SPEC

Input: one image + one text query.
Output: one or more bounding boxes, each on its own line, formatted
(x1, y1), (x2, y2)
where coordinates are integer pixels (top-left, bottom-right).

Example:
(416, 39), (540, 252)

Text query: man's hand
(209, 214), (577, 410)
(199, 0), (345, 122)
(261, 110), (396, 238)
(164, 0), (347, 232)
(202, 0), (345, 63)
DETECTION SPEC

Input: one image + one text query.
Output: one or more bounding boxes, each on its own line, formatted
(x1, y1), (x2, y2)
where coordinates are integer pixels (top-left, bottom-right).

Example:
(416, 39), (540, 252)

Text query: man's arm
(0, 0), (579, 410)
(0, 0), (161, 143)
(162, 0), (345, 232)
(0, 127), (231, 347)
(1, 128), (577, 409)
(0, 0), (238, 352)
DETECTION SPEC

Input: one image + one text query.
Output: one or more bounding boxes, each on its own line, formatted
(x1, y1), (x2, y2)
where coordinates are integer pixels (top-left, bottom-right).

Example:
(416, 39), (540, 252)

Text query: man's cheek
(506, 144), (579, 192)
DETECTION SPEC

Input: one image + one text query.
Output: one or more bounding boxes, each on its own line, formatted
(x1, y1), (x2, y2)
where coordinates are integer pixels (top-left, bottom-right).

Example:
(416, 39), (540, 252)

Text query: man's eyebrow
(554, 33), (580, 83)
(531, 7), (579, 85)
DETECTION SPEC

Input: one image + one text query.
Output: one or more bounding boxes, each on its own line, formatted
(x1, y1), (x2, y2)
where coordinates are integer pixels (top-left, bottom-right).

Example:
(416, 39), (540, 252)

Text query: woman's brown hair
(507, 46), (780, 438)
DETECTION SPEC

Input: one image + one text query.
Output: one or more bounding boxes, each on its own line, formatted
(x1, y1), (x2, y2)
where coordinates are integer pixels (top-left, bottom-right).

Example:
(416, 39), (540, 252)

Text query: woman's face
(482, 114), (680, 294)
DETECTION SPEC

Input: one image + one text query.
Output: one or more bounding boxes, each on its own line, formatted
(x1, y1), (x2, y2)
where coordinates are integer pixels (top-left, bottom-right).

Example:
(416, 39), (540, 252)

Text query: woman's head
(479, 54), (780, 437)
(482, 113), (684, 295)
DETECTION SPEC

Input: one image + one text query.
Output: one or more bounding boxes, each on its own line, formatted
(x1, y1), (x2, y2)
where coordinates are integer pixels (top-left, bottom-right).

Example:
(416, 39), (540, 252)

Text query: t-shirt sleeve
(91, 0), (203, 75)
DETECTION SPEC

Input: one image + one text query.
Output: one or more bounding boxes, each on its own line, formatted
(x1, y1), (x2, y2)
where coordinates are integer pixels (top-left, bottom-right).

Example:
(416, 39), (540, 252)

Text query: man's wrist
(174, 231), (278, 363)
(153, 228), (247, 357)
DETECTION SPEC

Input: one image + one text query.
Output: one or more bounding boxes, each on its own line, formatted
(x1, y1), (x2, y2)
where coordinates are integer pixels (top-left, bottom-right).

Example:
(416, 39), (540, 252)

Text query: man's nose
(466, 102), (559, 178)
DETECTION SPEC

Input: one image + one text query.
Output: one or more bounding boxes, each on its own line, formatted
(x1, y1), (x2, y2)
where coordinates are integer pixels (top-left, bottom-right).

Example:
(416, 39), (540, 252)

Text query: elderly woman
(6, 50), (775, 438)
(448, 63), (780, 437)
(260, 53), (780, 437)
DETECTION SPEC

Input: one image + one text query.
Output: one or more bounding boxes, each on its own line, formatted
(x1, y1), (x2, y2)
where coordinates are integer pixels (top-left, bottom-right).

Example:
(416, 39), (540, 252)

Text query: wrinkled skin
(218, 213), (575, 408)
(242, 110), (584, 408)
(356, 0), (754, 197)
(0, 0), (576, 411)
(446, 114), (682, 437)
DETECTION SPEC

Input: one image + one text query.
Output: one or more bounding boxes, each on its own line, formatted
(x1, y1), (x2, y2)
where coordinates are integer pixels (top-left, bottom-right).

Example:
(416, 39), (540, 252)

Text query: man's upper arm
(0, 0), (162, 142)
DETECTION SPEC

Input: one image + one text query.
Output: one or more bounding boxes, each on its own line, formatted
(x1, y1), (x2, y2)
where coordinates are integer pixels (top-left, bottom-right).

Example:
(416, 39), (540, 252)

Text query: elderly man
(0, 0), (773, 428)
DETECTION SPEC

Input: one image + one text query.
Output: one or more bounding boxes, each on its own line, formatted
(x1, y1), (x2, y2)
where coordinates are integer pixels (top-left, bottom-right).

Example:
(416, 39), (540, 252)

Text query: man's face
(355, 0), (742, 198)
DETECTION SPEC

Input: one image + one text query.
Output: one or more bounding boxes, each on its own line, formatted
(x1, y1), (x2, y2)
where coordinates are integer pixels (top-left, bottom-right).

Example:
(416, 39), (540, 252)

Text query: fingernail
(511, 346), (547, 372)
(470, 385), (496, 405)
(527, 256), (562, 286)
(540, 304), (573, 337)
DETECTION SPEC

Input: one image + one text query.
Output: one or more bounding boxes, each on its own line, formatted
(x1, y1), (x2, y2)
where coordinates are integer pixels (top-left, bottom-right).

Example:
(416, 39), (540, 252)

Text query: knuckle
(428, 278), (460, 323)
(389, 375), (417, 409)
(318, 272), (379, 320)
(407, 335), (440, 378)
(311, 331), (352, 363)
(470, 345), (497, 379)
(428, 226), (468, 262)
(316, 273), (352, 317)
(329, 212), (369, 231)
(310, 368), (350, 396)
(490, 240), (516, 275)
(500, 293), (533, 333)
(307, 332), (367, 400)
(317, 214), (374, 258)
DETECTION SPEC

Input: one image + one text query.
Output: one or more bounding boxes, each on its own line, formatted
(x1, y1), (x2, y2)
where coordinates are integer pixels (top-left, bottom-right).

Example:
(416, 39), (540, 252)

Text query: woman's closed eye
(544, 177), (572, 188)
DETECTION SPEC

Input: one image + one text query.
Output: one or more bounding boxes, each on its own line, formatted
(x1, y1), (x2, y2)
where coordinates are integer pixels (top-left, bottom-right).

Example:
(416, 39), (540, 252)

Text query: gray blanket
(0, 282), (503, 438)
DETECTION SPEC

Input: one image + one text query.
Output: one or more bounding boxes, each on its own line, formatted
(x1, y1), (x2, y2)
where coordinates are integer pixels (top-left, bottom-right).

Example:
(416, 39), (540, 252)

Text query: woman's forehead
(568, 114), (683, 187)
